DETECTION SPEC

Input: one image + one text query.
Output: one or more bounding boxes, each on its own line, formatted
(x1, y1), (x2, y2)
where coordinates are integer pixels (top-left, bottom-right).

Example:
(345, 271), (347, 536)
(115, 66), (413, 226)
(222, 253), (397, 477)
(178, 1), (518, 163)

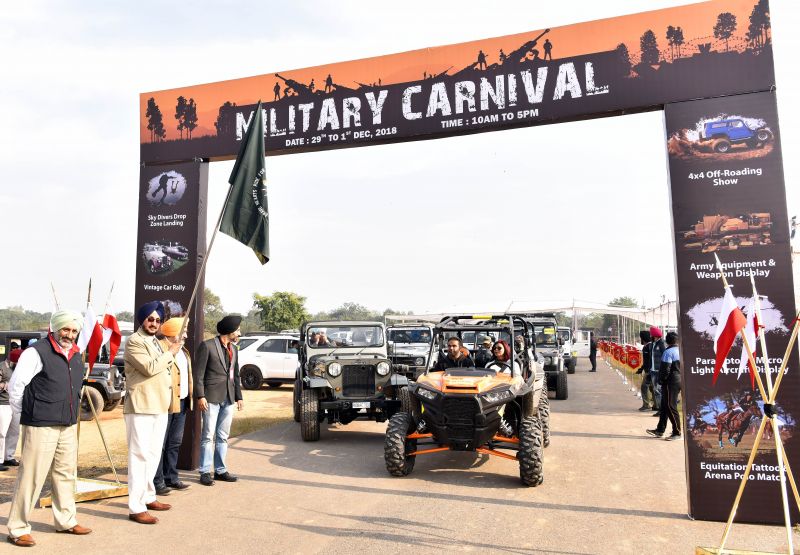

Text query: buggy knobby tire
(538, 394), (551, 448)
(518, 416), (544, 487)
(384, 412), (417, 476)
(292, 378), (301, 422)
(555, 371), (568, 400)
(521, 390), (537, 418)
(398, 386), (420, 419)
(300, 388), (320, 441)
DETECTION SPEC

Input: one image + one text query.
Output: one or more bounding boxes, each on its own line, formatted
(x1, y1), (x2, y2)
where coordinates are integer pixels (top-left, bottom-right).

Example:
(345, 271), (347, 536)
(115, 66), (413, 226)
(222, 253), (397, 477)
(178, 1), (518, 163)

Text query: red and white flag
(737, 296), (757, 388)
(713, 286), (747, 384)
(77, 305), (105, 370)
(102, 313), (122, 365)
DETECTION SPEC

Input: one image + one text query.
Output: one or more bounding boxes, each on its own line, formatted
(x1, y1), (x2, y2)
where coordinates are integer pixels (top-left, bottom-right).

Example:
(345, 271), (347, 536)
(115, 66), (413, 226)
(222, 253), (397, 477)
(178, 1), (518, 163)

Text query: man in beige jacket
(124, 301), (182, 525)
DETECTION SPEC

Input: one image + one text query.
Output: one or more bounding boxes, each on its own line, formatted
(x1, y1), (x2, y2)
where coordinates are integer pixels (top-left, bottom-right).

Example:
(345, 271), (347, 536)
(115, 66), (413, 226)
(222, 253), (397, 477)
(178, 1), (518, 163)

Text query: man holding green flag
(220, 101), (270, 264)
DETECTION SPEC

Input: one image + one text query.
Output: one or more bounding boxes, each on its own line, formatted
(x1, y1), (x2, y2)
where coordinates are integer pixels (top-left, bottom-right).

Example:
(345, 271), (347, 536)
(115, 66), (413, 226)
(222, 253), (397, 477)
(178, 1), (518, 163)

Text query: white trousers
(124, 413), (168, 514)
(0, 405), (21, 460)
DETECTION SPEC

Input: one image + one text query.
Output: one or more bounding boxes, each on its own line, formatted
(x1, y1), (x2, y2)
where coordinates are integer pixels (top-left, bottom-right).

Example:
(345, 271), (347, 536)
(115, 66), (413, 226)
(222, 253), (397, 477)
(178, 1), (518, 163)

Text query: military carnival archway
(136, 0), (796, 524)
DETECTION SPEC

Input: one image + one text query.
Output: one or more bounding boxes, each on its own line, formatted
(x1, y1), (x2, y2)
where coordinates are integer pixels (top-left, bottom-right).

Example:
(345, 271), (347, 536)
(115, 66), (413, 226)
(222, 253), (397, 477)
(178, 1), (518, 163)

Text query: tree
(666, 26), (676, 61)
(614, 43), (631, 77)
(748, 0), (770, 49)
(145, 98), (166, 142)
(326, 302), (376, 321)
(214, 101), (237, 136)
(252, 291), (309, 332)
(175, 96), (188, 139)
(674, 27), (685, 58)
(640, 30), (660, 65)
(184, 98), (198, 139)
(204, 287), (225, 335)
(115, 310), (134, 322)
(0, 306), (50, 331)
(714, 12), (737, 52)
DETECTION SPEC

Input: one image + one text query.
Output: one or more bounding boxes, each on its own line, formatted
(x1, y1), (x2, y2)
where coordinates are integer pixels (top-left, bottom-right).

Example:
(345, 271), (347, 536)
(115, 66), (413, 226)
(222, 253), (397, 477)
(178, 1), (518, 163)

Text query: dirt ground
(0, 387), (292, 504)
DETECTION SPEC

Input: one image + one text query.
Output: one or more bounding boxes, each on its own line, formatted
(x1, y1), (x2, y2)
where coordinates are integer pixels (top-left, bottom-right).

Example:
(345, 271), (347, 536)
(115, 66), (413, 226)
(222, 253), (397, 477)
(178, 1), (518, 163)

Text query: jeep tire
(398, 386), (420, 419)
(713, 138), (731, 153)
(292, 378), (301, 422)
(240, 365), (263, 390)
(80, 386), (105, 421)
(266, 381), (282, 389)
(384, 411), (417, 476)
(538, 394), (551, 447)
(567, 359), (576, 374)
(555, 371), (568, 400)
(756, 128), (772, 143)
(300, 388), (320, 441)
(518, 416), (544, 487)
(103, 398), (121, 411)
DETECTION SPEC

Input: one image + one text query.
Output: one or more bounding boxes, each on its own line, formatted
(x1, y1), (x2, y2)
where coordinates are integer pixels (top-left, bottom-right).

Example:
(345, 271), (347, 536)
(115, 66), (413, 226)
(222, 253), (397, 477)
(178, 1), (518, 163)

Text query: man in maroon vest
(6, 310), (92, 547)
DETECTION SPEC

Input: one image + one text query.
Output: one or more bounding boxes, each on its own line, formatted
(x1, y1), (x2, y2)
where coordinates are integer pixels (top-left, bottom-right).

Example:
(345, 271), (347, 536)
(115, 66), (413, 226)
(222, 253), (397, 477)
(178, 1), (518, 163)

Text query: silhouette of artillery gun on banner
(452, 28), (550, 78)
(275, 73), (319, 98)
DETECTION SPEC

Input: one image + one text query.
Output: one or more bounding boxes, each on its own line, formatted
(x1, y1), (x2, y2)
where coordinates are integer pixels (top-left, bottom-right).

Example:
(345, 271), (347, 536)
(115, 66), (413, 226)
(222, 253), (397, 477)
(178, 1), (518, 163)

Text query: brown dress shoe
(146, 501), (172, 511)
(129, 512), (159, 525)
(58, 524), (92, 535)
(7, 534), (36, 547)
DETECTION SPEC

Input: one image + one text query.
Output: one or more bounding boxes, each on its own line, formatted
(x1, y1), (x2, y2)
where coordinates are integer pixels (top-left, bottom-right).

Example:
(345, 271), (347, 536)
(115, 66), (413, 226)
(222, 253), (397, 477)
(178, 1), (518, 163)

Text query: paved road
(1, 359), (794, 553)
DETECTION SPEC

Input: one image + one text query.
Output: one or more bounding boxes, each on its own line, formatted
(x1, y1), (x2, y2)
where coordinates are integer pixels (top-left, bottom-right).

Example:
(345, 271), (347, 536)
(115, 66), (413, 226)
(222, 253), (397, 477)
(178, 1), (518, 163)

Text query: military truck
(387, 323), (433, 379)
(293, 321), (408, 441)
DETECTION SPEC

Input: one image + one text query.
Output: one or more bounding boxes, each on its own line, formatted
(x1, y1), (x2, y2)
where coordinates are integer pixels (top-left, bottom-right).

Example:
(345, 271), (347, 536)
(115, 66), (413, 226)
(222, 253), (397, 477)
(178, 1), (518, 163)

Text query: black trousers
(588, 352), (596, 370)
(656, 375), (681, 435)
(154, 398), (189, 487)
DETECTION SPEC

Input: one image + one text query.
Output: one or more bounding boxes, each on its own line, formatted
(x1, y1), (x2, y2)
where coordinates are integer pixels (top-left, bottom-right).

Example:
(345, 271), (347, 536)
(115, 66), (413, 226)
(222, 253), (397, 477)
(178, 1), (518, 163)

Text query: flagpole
(50, 282), (60, 311)
(748, 271), (792, 553)
(102, 281), (115, 316)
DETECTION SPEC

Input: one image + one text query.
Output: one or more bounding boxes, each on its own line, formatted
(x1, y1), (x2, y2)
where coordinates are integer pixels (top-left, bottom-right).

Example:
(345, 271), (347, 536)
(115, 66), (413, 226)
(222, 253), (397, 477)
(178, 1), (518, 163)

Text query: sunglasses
(146, 317), (162, 323)
(492, 346), (504, 351)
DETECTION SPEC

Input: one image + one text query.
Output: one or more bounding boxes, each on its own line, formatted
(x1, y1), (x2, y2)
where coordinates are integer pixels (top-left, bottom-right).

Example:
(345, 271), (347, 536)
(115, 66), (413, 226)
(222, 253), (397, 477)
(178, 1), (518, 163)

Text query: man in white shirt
(6, 310), (92, 547)
(153, 317), (193, 495)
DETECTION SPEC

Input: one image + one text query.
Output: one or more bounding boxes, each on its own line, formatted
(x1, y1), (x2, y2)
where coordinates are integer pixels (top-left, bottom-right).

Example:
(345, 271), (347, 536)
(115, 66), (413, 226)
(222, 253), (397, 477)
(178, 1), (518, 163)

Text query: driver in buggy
(485, 340), (521, 377)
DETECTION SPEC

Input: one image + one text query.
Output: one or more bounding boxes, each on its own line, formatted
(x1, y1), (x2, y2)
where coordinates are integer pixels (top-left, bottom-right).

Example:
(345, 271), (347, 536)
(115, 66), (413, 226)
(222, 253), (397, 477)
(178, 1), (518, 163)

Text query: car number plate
(352, 401), (370, 409)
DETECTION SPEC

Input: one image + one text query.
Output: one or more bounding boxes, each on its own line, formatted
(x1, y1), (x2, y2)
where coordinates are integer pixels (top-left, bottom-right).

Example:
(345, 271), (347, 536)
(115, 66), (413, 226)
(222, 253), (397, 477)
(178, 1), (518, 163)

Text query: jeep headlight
(417, 387), (437, 401)
(327, 362), (342, 377)
(414, 357), (425, 366)
(311, 362), (325, 377)
(376, 361), (390, 376)
(481, 388), (514, 404)
(545, 356), (552, 364)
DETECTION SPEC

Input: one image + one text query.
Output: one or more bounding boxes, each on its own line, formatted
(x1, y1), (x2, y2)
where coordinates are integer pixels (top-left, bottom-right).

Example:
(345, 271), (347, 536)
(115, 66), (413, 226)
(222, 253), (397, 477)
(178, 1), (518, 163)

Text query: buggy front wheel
(518, 416), (544, 487)
(385, 412), (417, 476)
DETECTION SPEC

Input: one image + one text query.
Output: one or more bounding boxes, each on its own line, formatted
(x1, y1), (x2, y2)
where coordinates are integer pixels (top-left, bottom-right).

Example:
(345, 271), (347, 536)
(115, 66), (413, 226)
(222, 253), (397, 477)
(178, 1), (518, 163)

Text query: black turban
(136, 301), (165, 326)
(216, 314), (242, 335)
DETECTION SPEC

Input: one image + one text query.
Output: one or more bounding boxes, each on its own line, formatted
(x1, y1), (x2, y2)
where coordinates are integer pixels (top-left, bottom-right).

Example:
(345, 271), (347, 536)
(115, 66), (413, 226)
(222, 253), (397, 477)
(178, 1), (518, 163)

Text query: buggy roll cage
(425, 314), (537, 380)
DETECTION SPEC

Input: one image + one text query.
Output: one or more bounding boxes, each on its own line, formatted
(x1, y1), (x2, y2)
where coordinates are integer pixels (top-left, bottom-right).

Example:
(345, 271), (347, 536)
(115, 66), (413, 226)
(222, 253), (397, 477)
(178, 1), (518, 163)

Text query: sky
(0, 0), (797, 317)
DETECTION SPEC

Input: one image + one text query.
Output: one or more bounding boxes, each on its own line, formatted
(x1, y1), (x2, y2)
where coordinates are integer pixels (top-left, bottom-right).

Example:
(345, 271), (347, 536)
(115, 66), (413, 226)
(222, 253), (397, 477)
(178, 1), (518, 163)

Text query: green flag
(220, 101), (270, 264)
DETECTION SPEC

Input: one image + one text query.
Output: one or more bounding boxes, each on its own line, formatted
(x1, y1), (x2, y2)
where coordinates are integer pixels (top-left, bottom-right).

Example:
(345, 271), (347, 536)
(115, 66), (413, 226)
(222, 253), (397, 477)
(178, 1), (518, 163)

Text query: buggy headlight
(376, 362), (390, 376)
(414, 357), (425, 366)
(417, 388), (437, 401)
(481, 389), (514, 404)
(327, 362), (342, 377)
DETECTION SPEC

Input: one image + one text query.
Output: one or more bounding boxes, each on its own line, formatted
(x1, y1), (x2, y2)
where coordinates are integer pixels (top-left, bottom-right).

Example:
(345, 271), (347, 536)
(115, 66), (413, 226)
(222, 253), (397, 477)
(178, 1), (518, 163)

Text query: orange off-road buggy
(385, 315), (547, 486)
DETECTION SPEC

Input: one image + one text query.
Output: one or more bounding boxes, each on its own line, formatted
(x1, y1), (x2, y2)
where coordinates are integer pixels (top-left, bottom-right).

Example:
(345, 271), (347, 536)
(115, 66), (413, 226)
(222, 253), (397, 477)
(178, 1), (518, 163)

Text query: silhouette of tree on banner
(145, 97), (166, 143)
(175, 96), (188, 139)
(184, 98), (198, 139)
(640, 30), (660, 65)
(673, 27), (685, 58)
(714, 12), (737, 52)
(214, 101), (237, 137)
(666, 26), (677, 61)
(748, 0), (770, 49)
(614, 43), (631, 77)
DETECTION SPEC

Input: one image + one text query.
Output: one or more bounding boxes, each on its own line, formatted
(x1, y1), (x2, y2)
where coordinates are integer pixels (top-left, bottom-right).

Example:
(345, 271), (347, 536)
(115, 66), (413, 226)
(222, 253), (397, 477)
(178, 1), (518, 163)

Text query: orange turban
(161, 317), (187, 338)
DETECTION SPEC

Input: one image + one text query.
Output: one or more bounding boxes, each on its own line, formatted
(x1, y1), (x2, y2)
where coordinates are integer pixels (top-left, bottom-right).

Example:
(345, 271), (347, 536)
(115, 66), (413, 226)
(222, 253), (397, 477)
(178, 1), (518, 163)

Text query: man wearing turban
(123, 301), (182, 525)
(193, 314), (244, 486)
(6, 310), (92, 546)
(153, 317), (193, 495)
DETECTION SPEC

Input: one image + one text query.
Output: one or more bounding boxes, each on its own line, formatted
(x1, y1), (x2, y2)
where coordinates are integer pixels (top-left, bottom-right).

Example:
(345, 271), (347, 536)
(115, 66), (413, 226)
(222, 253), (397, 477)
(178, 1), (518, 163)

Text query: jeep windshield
(388, 328), (432, 344)
(307, 325), (384, 348)
(533, 325), (557, 347)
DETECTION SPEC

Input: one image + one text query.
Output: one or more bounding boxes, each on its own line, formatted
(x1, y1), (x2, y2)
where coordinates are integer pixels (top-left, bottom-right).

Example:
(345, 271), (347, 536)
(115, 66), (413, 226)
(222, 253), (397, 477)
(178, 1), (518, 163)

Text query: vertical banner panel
(134, 160), (208, 469)
(665, 91), (798, 523)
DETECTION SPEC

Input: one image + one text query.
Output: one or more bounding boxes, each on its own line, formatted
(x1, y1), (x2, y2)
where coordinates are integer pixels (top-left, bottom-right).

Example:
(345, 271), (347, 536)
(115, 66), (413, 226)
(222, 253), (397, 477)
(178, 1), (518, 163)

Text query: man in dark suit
(193, 314), (244, 486)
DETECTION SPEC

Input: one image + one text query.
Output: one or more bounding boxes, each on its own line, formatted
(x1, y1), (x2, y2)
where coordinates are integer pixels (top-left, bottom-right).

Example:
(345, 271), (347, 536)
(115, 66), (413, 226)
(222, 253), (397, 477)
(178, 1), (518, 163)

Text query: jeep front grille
(342, 365), (375, 397)
(443, 397), (477, 440)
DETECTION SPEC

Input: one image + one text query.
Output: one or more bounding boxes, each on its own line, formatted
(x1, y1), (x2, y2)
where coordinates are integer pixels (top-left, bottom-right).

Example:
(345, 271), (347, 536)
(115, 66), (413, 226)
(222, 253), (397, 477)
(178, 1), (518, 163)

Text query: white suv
(237, 334), (300, 389)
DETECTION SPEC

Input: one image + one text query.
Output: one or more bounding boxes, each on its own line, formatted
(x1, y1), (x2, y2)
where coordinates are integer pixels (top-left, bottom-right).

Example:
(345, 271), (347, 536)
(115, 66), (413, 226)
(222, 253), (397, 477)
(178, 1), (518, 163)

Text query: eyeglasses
(146, 317), (161, 323)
